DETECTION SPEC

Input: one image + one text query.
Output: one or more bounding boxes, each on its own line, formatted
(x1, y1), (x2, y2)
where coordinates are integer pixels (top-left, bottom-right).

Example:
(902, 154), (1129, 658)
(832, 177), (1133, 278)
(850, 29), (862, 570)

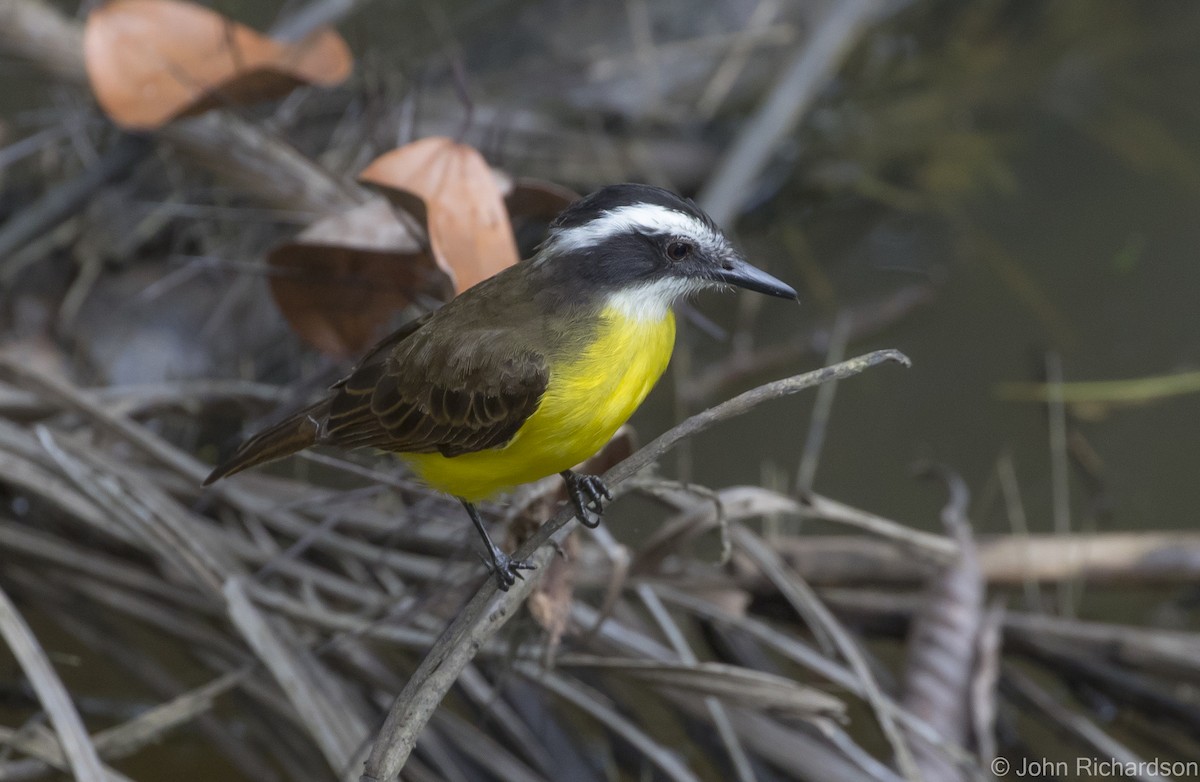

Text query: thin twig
(225, 577), (372, 778)
(796, 313), (850, 495)
(1045, 352), (1076, 616)
(697, 0), (888, 225)
(1002, 666), (1166, 782)
(732, 524), (922, 781)
(516, 664), (701, 782)
(996, 452), (1044, 612)
(0, 584), (107, 781)
(635, 585), (758, 782)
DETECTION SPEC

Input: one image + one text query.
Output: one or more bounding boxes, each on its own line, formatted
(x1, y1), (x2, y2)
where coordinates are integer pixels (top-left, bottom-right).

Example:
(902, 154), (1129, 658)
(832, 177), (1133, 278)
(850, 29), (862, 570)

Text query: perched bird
(205, 184), (796, 589)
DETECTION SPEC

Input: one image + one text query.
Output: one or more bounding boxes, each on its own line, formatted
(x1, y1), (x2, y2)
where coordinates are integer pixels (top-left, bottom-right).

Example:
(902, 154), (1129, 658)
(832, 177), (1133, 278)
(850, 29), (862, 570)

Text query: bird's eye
(666, 241), (693, 261)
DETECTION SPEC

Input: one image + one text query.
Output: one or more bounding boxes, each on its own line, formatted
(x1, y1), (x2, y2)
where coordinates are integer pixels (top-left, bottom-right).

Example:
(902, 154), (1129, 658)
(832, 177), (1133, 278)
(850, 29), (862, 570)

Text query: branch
(0, 584), (108, 781)
(697, 0), (889, 225)
(756, 530), (1200, 587)
(360, 348), (910, 780)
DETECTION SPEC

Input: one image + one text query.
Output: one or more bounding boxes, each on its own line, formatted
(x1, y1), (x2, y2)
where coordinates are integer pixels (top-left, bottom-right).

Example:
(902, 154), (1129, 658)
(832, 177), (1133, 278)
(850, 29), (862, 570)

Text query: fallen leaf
(267, 199), (448, 357)
(503, 177), (580, 221)
(360, 138), (519, 292)
(528, 533), (578, 660)
(902, 465), (985, 782)
(84, 0), (352, 130)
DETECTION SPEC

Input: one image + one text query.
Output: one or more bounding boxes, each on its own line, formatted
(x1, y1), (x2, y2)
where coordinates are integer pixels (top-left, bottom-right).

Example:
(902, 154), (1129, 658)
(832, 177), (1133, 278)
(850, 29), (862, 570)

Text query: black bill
(712, 257), (798, 300)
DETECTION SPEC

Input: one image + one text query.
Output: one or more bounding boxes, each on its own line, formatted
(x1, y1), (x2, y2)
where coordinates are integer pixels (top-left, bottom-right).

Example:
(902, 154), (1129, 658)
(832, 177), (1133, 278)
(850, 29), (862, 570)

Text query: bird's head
(539, 184), (797, 319)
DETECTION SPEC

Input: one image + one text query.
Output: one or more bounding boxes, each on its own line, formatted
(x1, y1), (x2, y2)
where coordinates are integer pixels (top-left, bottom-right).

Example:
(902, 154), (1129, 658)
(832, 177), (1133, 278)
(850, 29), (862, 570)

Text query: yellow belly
(405, 306), (675, 501)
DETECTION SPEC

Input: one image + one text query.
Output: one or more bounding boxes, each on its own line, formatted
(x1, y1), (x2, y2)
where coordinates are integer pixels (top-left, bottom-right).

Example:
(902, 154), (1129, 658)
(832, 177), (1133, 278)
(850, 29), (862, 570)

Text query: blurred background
(0, 1), (1198, 780)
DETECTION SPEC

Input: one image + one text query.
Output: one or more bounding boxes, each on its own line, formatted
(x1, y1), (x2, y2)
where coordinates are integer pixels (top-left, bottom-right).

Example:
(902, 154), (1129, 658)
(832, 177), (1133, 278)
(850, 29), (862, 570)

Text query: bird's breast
(537, 304), (677, 445)
(406, 305), (675, 500)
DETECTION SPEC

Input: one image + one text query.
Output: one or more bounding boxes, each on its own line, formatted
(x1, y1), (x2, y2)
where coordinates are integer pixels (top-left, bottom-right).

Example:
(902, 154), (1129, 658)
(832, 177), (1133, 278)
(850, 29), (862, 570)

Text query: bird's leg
(560, 470), (612, 528)
(459, 499), (535, 591)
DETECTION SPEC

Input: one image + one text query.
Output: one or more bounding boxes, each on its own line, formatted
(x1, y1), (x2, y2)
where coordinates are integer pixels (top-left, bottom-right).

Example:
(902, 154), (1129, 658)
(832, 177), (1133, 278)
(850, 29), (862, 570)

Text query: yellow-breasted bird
(204, 184), (796, 589)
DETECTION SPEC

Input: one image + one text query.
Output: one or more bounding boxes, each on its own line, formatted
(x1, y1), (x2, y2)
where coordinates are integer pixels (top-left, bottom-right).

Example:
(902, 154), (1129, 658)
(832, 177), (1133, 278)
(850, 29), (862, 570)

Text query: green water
(647, 1), (1200, 544)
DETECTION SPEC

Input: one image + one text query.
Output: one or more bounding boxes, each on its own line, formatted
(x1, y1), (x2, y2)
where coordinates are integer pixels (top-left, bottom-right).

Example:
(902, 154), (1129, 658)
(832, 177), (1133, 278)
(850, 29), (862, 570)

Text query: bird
(204, 183), (797, 589)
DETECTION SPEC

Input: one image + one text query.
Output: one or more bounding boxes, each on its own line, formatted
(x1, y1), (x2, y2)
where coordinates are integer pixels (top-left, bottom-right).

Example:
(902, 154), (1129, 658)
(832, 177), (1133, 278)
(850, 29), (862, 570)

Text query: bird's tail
(203, 401), (328, 485)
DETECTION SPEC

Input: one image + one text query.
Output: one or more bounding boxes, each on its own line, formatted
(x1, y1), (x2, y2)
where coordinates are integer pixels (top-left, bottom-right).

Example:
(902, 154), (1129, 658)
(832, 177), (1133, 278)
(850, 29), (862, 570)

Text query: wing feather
(322, 320), (548, 458)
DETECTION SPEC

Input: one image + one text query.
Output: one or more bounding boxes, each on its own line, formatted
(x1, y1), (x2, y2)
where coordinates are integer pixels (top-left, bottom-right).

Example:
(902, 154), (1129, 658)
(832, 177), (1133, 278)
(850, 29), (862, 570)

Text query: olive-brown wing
(322, 327), (548, 457)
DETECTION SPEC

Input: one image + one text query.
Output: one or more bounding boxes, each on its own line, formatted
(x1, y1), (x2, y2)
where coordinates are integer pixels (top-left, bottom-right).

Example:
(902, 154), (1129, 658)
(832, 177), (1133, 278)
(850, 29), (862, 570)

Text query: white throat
(604, 278), (698, 323)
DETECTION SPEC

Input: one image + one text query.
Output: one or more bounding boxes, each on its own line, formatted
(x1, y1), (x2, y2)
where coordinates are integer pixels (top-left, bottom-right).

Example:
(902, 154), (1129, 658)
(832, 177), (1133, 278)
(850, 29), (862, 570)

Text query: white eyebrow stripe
(549, 203), (720, 253)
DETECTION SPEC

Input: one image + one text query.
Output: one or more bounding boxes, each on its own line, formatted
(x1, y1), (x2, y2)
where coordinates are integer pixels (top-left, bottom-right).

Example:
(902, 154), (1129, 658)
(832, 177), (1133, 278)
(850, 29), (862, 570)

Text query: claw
(486, 550), (536, 591)
(461, 498), (537, 590)
(561, 470), (611, 528)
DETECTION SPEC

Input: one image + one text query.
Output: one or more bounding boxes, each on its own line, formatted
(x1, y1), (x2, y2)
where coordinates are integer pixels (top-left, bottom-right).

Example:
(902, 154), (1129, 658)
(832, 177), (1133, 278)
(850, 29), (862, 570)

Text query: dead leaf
(902, 466), (985, 782)
(360, 138), (519, 292)
(528, 533), (578, 660)
(267, 199), (448, 357)
(504, 177), (580, 221)
(84, 0), (352, 130)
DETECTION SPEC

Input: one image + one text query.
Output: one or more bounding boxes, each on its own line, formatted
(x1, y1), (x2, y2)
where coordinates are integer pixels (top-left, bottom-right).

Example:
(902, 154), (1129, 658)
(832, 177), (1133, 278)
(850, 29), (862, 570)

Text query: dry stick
(225, 577), (372, 778)
(453, 666), (560, 778)
(1045, 352), (1076, 617)
(683, 284), (937, 405)
(0, 585), (107, 781)
(0, 134), (153, 278)
(0, 0), (84, 84)
(819, 589), (1200, 683)
(995, 452), (1044, 612)
(428, 711), (548, 782)
(0, 379), (288, 421)
(1001, 665), (1166, 782)
(650, 585), (974, 766)
(795, 313), (849, 496)
(697, 0), (784, 117)
(0, 520), (214, 614)
(359, 349), (910, 780)
(731, 525), (921, 782)
(0, 363), (412, 601)
(0, 727), (133, 782)
(271, 0), (371, 43)
(800, 494), (955, 560)
(514, 664), (702, 782)
(763, 529), (1200, 587)
(697, 0), (888, 225)
(0, 359), (209, 484)
(635, 584), (758, 782)
(0, 672), (249, 780)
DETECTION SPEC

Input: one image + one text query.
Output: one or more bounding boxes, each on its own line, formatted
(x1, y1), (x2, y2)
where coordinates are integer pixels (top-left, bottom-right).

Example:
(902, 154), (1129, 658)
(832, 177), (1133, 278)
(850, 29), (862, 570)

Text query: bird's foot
(561, 470), (612, 528)
(484, 548), (537, 592)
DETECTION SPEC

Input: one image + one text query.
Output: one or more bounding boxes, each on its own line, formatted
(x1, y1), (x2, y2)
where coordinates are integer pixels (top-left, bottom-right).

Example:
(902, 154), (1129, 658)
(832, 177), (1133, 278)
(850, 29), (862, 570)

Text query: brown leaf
(528, 533), (578, 659)
(267, 200), (448, 358)
(84, 0), (352, 130)
(902, 466), (986, 782)
(359, 138), (519, 292)
(503, 177), (580, 221)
